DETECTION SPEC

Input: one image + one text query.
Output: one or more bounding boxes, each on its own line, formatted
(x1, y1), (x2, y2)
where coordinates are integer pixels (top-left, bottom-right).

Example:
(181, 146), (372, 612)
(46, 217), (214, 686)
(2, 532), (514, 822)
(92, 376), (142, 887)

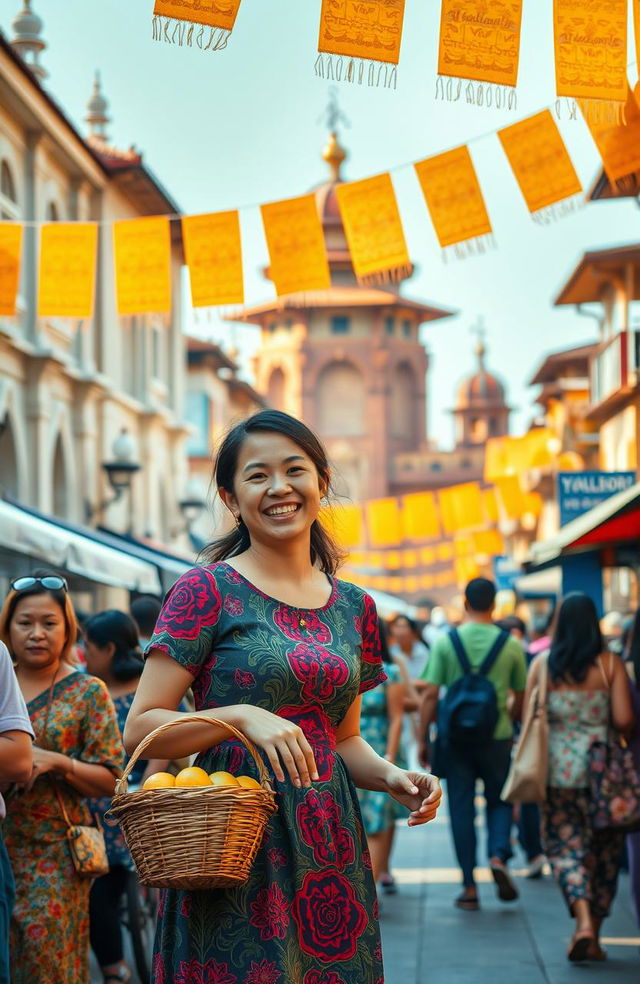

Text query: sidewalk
(380, 799), (639, 984)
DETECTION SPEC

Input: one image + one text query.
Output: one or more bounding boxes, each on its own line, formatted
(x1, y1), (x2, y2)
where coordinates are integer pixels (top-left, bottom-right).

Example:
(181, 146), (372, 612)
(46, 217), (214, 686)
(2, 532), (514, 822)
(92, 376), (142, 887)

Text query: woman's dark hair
(84, 610), (144, 682)
(626, 608), (640, 686)
(201, 410), (345, 575)
(548, 592), (604, 684)
(389, 614), (419, 637)
(377, 618), (393, 665)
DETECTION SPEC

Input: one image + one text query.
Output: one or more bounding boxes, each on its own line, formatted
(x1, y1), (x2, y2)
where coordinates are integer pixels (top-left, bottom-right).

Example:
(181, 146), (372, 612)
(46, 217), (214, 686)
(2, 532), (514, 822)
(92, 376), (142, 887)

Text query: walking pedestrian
(0, 639), (33, 984)
(623, 607), (640, 928)
(357, 619), (408, 894)
(390, 614), (430, 770)
(0, 573), (123, 984)
(84, 609), (170, 984)
(526, 592), (635, 962)
(129, 595), (162, 650)
(124, 409), (442, 983)
(419, 577), (527, 910)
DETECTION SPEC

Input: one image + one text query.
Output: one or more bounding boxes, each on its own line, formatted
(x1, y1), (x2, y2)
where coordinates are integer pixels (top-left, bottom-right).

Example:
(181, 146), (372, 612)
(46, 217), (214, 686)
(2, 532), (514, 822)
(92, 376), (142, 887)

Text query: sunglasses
(11, 575), (69, 593)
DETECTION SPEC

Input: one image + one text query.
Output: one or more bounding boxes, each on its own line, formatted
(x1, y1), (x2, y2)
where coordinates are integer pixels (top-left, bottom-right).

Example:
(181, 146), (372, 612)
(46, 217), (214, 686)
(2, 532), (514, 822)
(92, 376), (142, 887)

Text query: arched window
(0, 160), (18, 220)
(267, 368), (286, 410)
(390, 361), (417, 441)
(52, 434), (68, 518)
(0, 416), (19, 497)
(47, 201), (60, 222)
(316, 361), (365, 437)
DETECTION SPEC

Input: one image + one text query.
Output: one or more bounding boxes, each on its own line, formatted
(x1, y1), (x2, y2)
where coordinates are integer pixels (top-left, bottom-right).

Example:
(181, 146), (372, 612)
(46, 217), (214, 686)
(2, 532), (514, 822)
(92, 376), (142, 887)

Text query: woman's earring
(235, 515), (243, 528)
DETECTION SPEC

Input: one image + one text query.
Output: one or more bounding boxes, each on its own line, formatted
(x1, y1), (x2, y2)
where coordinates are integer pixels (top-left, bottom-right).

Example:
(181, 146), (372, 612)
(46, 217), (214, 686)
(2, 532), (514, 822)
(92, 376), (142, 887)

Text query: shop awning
(0, 499), (162, 594)
(528, 482), (640, 568)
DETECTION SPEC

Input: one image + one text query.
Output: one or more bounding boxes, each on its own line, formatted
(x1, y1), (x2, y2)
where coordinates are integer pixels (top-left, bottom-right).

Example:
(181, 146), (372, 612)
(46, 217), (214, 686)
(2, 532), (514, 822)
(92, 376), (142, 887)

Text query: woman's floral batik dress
(146, 562), (388, 984)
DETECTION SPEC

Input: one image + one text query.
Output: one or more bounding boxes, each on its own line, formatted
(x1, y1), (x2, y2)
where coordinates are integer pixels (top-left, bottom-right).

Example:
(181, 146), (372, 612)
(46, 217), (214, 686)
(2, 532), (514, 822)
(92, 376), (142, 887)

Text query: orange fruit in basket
(174, 766), (213, 787)
(236, 776), (262, 789)
(142, 772), (176, 790)
(208, 771), (240, 786)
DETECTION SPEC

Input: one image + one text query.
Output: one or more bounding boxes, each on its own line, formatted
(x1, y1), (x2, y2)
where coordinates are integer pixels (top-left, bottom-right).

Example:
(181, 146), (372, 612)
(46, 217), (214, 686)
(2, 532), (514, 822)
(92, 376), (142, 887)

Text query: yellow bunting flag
(456, 557), (481, 586)
(113, 216), (172, 316)
(0, 223), (22, 317)
(402, 492), (440, 541)
(316, 0), (406, 88)
(437, 0), (523, 99)
(38, 223), (98, 318)
(152, 0), (242, 50)
(436, 542), (455, 562)
(472, 530), (504, 557)
(182, 211), (243, 308)
(320, 504), (363, 550)
(386, 551), (402, 570)
(336, 174), (410, 284)
(438, 483), (485, 535)
(482, 488), (500, 524)
(584, 85), (640, 185)
(365, 497), (403, 548)
(495, 476), (527, 520)
(261, 195), (330, 297)
(554, 0), (627, 114)
(414, 147), (492, 250)
(420, 547), (436, 566)
(498, 110), (582, 215)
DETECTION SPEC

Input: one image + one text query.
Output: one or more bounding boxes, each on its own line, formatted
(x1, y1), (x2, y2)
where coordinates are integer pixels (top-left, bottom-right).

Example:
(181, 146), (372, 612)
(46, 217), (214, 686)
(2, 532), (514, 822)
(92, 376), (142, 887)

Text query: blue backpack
(438, 628), (510, 748)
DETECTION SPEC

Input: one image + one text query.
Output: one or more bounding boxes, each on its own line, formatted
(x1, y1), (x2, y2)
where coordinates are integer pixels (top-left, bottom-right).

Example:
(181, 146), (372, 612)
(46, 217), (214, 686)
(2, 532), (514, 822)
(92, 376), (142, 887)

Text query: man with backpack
(418, 578), (527, 911)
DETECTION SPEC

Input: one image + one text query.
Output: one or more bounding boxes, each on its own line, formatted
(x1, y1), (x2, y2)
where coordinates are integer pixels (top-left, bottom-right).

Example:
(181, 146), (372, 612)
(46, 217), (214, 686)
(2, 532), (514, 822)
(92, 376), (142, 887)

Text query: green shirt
(421, 623), (528, 740)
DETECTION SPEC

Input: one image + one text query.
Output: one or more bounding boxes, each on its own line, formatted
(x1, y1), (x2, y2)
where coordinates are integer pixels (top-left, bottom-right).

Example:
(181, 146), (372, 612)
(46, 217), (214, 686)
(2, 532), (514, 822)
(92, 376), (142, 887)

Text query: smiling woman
(123, 409), (442, 983)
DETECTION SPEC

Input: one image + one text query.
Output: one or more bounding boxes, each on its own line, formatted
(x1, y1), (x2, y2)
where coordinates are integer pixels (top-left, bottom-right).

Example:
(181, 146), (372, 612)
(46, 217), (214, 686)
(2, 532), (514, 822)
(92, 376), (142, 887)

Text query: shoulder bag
(501, 655), (549, 805)
(589, 655), (640, 834)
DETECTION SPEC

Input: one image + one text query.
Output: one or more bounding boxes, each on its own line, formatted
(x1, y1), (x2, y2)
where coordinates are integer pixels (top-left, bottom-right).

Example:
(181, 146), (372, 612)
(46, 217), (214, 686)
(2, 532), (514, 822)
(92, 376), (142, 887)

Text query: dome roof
(456, 340), (508, 409)
(12, 1), (43, 45)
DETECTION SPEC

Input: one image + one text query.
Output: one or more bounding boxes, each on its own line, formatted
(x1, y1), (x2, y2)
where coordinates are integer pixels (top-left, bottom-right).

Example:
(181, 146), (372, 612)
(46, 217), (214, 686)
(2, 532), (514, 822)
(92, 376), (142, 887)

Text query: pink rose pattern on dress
(287, 644), (349, 702)
(297, 790), (355, 870)
(292, 871), (368, 962)
(149, 567), (383, 982)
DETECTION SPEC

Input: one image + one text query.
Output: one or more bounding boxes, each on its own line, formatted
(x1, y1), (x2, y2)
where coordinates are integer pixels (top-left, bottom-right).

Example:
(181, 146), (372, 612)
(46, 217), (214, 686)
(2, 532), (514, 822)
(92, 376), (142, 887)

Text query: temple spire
(85, 72), (110, 144)
(11, 1), (47, 81)
(320, 88), (349, 181)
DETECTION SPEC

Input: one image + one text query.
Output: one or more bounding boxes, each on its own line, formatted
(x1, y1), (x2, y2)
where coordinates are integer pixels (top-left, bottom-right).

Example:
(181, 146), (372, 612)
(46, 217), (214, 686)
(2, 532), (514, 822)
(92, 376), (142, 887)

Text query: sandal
(587, 942), (607, 961)
(489, 859), (519, 902)
(379, 874), (397, 895)
(567, 931), (595, 963)
(454, 891), (480, 911)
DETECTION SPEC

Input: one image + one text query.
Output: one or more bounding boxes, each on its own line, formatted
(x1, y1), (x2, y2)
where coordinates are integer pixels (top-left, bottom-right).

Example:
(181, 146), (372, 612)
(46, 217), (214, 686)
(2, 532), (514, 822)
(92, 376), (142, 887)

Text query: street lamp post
(85, 428), (141, 529)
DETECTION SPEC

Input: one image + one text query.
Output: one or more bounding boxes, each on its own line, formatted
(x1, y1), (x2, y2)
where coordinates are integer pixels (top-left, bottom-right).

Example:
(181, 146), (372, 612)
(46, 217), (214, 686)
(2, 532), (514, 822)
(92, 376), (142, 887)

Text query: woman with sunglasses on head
(124, 410), (442, 984)
(0, 573), (123, 984)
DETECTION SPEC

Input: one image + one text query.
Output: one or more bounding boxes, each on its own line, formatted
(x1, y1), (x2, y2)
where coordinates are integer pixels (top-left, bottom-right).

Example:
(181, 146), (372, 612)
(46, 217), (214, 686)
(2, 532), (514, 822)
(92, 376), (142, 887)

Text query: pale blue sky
(2, 0), (639, 445)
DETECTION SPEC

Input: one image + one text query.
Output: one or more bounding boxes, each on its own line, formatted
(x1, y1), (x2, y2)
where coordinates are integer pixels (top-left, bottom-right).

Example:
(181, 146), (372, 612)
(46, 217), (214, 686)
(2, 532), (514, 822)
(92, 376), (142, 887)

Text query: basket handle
(116, 714), (273, 794)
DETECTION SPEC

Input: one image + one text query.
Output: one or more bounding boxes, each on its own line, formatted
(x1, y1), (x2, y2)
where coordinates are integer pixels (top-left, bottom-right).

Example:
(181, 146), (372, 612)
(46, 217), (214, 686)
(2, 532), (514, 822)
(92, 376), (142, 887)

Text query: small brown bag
(52, 781), (109, 879)
(502, 655), (549, 804)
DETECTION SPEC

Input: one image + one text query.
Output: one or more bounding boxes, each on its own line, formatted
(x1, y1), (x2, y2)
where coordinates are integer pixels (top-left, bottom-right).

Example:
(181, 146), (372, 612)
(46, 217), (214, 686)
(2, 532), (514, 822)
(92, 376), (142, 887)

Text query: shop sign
(558, 471), (636, 527)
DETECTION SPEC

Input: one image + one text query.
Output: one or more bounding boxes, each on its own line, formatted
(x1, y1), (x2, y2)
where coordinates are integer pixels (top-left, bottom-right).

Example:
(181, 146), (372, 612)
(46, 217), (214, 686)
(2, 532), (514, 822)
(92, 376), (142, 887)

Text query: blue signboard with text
(557, 471), (636, 527)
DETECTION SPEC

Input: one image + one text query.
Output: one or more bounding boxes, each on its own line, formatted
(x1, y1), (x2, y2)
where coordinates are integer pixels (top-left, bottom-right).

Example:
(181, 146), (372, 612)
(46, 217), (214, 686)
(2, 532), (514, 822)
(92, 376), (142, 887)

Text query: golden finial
(320, 88), (349, 180)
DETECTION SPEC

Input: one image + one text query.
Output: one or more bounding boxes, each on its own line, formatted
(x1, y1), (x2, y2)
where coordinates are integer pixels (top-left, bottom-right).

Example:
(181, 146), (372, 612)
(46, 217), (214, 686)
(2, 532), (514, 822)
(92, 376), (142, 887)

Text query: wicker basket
(108, 714), (277, 890)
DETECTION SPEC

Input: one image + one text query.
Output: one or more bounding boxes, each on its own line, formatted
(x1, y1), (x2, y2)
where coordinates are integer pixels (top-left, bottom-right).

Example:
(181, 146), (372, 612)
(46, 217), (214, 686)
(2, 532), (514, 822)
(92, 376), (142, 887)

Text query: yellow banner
(261, 194), (330, 296)
(420, 546), (436, 566)
(438, 0), (523, 86)
(113, 216), (172, 316)
(182, 211), (243, 307)
(154, 0), (241, 30)
(482, 488), (500, 524)
(438, 483), (485, 534)
(386, 550), (402, 570)
(336, 173), (410, 282)
(437, 542), (455, 562)
(472, 530), (504, 557)
(414, 146), (492, 248)
(495, 475), (527, 520)
(584, 85), (640, 184)
(498, 110), (582, 213)
(37, 223), (98, 318)
(365, 497), (403, 548)
(321, 504), (363, 549)
(402, 492), (441, 541)
(554, 0), (627, 104)
(317, 0), (406, 66)
(0, 223), (22, 317)
(456, 557), (481, 586)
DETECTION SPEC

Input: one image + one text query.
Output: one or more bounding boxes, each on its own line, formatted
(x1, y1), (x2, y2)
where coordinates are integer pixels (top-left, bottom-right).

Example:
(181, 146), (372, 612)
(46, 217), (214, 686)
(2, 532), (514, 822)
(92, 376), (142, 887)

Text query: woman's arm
(124, 650), (318, 787)
(0, 731), (32, 784)
(25, 748), (117, 797)
(336, 698), (441, 826)
(384, 680), (405, 763)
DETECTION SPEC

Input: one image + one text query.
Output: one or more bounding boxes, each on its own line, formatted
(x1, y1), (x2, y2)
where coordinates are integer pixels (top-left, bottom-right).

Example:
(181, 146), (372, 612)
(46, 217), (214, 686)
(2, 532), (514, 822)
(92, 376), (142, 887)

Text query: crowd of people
(0, 409), (638, 981)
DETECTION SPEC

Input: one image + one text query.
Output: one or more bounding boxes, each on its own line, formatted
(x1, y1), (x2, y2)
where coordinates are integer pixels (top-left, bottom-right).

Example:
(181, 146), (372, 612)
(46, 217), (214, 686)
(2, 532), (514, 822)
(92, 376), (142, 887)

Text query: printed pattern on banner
(584, 84), (640, 183)
(181, 211), (244, 307)
(317, 0), (406, 65)
(113, 216), (172, 316)
(0, 223), (22, 317)
(153, 0), (241, 30)
(336, 173), (410, 281)
(553, 0), (627, 104)
(38, 223), (98, 318)
(260, 194), (331, 296)
(414, 147), (492, 248)
(497, 110), (582, 213)
(437, 0), (523, 87)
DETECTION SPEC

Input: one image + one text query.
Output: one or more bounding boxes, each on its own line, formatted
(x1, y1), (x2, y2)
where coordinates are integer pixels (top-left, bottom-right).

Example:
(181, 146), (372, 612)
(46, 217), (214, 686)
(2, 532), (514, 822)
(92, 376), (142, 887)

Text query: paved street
(380, 795), (639, 984)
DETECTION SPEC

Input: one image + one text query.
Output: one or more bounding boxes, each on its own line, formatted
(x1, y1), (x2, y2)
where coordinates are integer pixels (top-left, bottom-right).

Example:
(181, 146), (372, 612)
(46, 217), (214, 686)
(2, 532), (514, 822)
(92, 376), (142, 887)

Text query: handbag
(588, 655), (640, 834)
(501, 655), (549, 804)
(38, 668), (109, 879)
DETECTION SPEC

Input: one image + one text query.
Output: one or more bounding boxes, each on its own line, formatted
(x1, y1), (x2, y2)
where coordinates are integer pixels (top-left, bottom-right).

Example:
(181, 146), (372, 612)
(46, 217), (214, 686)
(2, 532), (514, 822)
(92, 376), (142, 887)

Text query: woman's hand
(386, 767), (442, 826)
(235, 706), (319, 787)
(20, 746), (68, 792)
